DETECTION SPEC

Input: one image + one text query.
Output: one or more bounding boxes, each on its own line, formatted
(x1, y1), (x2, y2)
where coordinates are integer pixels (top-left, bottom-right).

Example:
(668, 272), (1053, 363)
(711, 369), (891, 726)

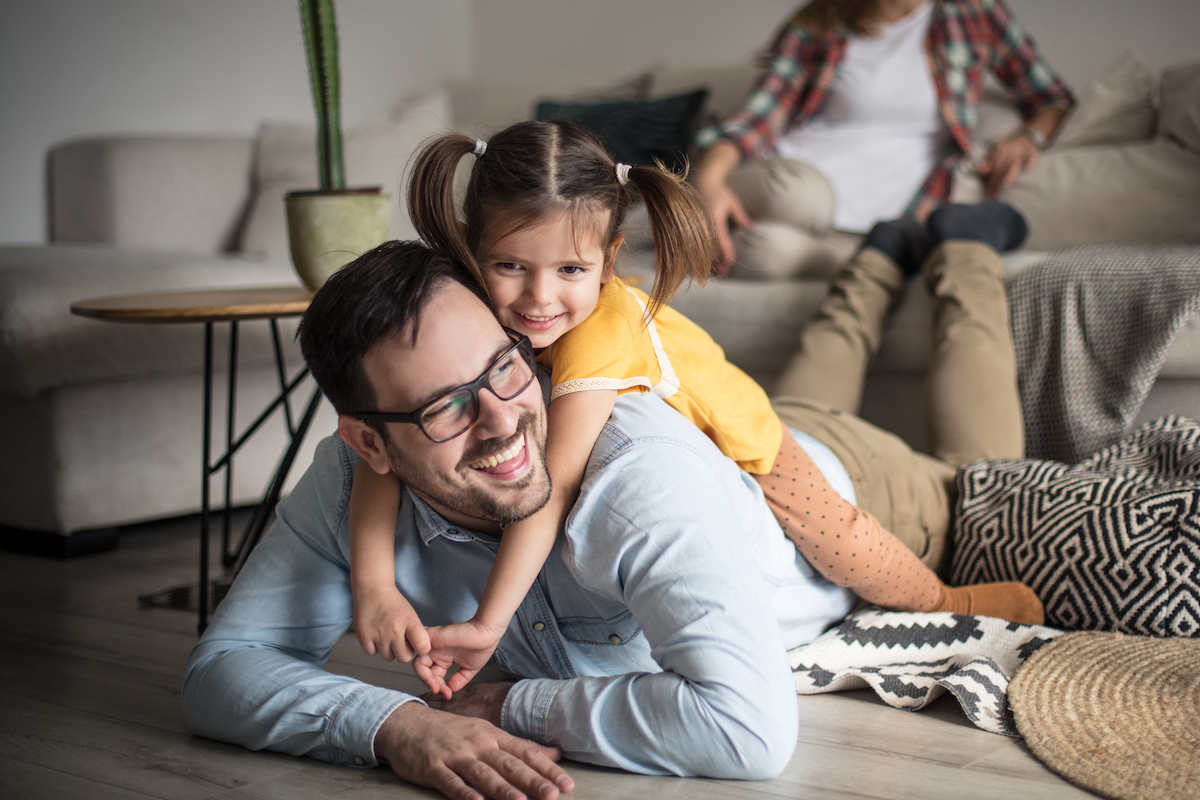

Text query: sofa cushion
(649, 64), (758, 131)
(239, 91), (453, 260)
(48, 137), (254, 253)
(998, 140), (1200, 250)
(535, 89), (708, 171)
(1158, 60), (1200, 156)
(1053, 50), (1156, 149)
(0, 246), (302, 397)
(448, 71), (653, 140)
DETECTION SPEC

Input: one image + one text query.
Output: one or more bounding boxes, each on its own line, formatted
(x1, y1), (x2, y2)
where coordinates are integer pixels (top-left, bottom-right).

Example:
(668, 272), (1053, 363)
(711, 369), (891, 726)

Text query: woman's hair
(407, 120), (719, 320)
(765, 0), (879, 52)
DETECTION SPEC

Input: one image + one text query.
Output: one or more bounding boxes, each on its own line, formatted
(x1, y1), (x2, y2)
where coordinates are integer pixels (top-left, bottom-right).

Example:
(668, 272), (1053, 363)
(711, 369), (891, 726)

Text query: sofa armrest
(48, 136), (254, 254)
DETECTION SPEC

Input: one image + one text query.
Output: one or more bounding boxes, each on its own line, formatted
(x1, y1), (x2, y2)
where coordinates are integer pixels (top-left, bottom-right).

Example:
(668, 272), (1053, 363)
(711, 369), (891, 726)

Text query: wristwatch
(1021, 126), (1049, 151)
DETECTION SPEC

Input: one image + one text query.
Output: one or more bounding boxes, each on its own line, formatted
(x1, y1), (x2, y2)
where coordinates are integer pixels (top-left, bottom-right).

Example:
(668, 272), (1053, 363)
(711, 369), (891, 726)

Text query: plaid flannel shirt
(697, 0), (1075, 220)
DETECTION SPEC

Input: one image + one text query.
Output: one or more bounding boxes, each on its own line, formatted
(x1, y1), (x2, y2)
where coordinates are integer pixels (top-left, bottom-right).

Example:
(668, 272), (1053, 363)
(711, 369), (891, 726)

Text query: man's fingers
(451, 755), (531, 800)
(430, 763), (485, 800)
(501, 740), (574, 794)
(479, 749), (561, 800)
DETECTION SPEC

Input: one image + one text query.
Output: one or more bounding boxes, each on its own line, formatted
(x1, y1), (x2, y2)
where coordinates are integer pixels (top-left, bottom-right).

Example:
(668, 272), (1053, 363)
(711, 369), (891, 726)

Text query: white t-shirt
(775, 1), (952, 232)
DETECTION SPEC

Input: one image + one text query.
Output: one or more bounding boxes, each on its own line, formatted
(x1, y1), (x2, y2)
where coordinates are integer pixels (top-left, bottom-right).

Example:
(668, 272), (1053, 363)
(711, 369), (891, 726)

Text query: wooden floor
(0, 513), (1096, 800)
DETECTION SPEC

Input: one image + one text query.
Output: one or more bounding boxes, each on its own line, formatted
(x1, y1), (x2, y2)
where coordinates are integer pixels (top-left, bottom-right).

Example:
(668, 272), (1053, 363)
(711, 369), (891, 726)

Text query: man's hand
(978, 132), (1041, 198)
(375, 701), (575, 800)
(414, 619), (506, 699)
(353, 585), (431, 663)
(423, 680), (514, 728)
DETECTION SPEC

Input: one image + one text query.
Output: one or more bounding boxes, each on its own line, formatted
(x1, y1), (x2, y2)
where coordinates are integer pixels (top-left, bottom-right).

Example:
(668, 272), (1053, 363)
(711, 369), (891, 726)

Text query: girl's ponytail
(407, 133), (486, 291)
(626, 162), (720, 320)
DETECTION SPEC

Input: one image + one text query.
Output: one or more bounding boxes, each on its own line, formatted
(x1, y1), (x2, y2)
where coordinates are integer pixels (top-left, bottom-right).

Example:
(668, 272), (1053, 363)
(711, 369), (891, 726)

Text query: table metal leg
(198, 322), (214, 634)
(138, 317), (320, 635)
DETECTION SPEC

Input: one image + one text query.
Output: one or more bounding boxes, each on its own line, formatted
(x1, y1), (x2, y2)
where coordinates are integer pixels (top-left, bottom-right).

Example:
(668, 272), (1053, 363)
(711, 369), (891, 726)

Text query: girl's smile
(480, 211), (622, 350)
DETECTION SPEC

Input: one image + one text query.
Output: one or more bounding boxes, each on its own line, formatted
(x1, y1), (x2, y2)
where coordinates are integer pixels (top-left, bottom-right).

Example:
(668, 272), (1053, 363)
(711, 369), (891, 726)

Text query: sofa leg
(0, 525), (119, 558)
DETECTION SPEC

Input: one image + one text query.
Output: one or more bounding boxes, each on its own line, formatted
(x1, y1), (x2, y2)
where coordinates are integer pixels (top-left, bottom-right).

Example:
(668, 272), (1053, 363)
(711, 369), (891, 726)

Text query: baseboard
(0, 524), (119, 558)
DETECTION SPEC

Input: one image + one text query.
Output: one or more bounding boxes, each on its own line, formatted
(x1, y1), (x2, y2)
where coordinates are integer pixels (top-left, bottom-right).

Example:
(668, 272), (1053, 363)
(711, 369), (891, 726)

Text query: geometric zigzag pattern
(788, 609), (1063, 735)
(951, 416), (1200, 637)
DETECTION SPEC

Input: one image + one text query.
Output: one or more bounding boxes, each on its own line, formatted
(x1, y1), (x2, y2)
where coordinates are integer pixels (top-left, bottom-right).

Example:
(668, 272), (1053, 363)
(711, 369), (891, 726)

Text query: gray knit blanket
(1009, 244), (1200, 463)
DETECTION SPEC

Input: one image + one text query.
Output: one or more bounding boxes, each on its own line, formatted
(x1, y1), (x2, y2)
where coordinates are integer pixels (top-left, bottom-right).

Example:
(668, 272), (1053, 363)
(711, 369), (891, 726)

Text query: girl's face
(479, 211), (622, 350)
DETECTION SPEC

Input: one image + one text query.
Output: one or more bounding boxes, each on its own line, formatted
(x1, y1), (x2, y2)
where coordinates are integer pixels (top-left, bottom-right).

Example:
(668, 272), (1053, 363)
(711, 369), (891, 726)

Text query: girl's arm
(349, 461), (429, 662)
(416, 389), (618, 697)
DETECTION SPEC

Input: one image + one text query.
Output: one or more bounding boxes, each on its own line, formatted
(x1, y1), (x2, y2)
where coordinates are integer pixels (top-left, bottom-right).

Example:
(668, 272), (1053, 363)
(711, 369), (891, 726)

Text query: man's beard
(383, 410), (552, 525)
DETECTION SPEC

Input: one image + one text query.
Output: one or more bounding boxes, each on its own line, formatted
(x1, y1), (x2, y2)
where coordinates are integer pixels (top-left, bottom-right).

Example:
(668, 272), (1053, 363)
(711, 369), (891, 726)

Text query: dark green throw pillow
(534, 89), (709, 171)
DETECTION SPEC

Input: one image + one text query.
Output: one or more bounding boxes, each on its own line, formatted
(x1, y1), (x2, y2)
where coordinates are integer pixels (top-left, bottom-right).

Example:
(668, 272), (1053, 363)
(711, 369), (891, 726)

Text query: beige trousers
(771, 241), (1023, 576)
(727, 157), (861, 279)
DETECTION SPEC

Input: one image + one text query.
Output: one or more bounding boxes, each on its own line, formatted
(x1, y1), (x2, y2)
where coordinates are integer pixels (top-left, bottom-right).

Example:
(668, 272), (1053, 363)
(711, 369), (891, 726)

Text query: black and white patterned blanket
(1010, 244), (1200, 463)
(788, 609), (1062, 735)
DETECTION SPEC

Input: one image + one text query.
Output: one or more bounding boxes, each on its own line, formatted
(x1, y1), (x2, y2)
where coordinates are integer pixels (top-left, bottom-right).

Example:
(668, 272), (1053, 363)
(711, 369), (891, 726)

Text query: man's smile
(466, 432), (528, 476)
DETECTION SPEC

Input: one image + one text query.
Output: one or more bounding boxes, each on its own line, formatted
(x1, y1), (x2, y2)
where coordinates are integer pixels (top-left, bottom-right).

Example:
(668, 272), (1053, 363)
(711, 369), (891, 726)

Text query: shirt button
(532, 621), (545, 631)
(609, 634), (621, 644)
(353, 756), (365, 766)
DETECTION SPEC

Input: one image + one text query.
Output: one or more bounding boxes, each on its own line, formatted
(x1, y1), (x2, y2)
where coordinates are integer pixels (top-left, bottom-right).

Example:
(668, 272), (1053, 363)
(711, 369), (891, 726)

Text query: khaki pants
(771, 241), (1023, 576)
(727, 157), (861, 279)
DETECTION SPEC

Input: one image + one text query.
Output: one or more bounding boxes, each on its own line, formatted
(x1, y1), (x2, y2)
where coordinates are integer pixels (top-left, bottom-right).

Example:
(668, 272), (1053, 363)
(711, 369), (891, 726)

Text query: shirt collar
(405, 486), (493, 545)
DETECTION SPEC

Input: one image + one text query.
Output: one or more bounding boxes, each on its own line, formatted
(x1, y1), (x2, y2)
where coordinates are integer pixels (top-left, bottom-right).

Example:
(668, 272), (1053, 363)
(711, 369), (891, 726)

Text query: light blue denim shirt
(183, 394), (855, 779)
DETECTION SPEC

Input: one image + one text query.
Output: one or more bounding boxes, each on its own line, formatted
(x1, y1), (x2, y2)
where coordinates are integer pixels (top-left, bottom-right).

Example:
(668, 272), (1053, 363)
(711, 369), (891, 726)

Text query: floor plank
(0, 694), (304, 800)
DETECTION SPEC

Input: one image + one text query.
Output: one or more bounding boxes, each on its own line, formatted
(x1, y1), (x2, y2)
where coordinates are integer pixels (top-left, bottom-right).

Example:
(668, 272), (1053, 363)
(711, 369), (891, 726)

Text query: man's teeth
(470, 436), (525, 470)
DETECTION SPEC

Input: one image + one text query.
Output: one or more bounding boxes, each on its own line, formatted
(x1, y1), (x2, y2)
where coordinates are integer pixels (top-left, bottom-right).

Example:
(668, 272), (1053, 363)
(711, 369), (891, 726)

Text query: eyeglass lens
(420, 345), (534, 441)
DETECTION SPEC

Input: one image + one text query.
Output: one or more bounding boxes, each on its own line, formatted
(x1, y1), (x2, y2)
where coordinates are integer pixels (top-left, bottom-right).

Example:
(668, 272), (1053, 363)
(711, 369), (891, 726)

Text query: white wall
(470, 0), (1200, 89)
(0, 0), (471, 244)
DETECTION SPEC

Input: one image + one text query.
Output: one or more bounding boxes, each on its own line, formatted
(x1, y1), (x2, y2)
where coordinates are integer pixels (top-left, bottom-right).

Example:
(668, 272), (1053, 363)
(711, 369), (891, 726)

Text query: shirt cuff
(501, 678), (561, 744)
(327, 685), (425, 768)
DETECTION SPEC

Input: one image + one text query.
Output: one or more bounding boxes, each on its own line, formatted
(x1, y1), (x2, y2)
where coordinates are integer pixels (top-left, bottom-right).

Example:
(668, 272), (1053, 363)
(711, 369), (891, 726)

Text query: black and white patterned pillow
(951, 417), (1200, 637)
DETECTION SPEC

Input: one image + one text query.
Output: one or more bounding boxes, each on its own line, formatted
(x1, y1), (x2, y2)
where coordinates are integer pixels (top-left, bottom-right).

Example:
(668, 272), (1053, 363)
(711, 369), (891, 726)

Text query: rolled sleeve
(182, 436), (426, 768)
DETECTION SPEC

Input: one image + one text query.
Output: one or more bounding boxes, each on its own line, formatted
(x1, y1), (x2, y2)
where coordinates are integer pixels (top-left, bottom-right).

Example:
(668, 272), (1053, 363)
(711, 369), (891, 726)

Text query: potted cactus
(286, 0), (390, 290)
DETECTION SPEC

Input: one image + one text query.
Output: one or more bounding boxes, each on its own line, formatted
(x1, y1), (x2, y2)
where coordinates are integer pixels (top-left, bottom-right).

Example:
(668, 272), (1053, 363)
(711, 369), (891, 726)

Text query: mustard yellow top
(538, 276), (782, 474)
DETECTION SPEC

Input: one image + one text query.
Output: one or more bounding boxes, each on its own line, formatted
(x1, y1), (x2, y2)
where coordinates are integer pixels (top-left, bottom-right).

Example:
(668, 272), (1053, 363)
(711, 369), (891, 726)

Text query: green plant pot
(285, 188), (391, 290)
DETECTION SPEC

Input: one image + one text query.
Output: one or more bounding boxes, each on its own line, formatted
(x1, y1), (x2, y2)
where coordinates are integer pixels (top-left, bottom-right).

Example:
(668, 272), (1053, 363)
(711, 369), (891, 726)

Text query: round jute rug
(1009, 631), (1200, 800)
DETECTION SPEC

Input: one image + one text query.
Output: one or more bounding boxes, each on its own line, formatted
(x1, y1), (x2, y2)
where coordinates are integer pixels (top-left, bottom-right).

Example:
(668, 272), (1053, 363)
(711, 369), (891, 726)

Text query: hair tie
(473, 139), (487, 158)
(615, 162), (631, 185)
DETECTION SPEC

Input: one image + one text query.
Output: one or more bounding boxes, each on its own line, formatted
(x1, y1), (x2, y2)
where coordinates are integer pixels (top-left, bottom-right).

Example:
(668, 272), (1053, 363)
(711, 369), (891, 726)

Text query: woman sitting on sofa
(693, 0), (1075, 276)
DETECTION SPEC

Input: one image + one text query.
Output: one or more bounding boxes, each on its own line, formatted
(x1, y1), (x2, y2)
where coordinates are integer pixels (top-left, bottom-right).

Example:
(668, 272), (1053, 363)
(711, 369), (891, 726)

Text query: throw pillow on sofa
(950, 416), (1200, 638)
(239, 90), (452, 260)
(1053, 49), (1156, 149)
(535, 89), (709, 172)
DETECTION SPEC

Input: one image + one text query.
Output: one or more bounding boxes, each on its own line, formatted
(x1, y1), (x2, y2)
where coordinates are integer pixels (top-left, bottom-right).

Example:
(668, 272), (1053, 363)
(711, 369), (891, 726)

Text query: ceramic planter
(285, 188), (390, 290)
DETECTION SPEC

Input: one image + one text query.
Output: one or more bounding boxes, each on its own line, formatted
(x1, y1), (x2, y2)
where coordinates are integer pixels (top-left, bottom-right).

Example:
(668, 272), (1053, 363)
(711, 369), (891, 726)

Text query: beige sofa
(3, 54), (1199, 552)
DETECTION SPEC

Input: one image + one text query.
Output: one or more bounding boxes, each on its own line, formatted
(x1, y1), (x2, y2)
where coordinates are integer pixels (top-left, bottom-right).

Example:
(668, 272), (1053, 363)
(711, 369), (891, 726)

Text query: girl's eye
(559, 266), (584, 275)
(494, 262), (522, 272)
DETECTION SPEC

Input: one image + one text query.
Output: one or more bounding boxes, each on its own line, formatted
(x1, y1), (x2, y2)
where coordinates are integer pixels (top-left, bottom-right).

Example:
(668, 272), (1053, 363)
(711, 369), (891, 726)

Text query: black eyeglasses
(357, 334), (537, 443)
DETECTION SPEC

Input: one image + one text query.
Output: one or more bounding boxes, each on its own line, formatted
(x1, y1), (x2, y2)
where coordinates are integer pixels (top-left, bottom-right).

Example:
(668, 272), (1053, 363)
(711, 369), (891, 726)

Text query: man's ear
(337, 415), (394, 475)
(602, 232), (624, 283)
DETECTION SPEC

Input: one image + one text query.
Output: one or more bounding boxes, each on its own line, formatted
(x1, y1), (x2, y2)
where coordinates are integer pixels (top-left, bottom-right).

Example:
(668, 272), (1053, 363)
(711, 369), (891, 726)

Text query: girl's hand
(353, 586), (431, 663)
(413, 618), (507, 699)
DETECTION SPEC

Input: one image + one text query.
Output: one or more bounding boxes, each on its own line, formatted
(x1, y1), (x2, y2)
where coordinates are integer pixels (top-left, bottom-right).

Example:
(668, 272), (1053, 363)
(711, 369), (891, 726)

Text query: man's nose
(471, 383), (523, 439)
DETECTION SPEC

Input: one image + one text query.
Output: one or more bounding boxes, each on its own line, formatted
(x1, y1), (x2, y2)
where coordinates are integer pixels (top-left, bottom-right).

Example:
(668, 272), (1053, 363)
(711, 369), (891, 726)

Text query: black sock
(927, 202), (1029, 253)
(862, 217), (931, 277)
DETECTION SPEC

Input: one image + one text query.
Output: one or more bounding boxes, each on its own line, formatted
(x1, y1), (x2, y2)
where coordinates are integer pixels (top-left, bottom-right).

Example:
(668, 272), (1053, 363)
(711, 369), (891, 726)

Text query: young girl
(349, 120), (1041, 697)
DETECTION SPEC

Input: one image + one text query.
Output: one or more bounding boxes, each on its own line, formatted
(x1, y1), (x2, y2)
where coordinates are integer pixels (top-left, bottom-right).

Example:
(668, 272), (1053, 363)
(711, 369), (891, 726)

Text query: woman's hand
(695, 140), (753, 274)
(978, 131), (1041, 197)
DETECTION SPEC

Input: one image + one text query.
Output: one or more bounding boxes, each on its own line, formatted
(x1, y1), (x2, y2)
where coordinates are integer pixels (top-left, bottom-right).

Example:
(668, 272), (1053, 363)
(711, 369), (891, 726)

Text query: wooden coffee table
(72, 286), (317, 633)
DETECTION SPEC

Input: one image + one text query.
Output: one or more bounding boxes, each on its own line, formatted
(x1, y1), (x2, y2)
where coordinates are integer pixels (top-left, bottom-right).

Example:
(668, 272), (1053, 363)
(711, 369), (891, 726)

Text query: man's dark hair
(296, 240), (489, 417)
